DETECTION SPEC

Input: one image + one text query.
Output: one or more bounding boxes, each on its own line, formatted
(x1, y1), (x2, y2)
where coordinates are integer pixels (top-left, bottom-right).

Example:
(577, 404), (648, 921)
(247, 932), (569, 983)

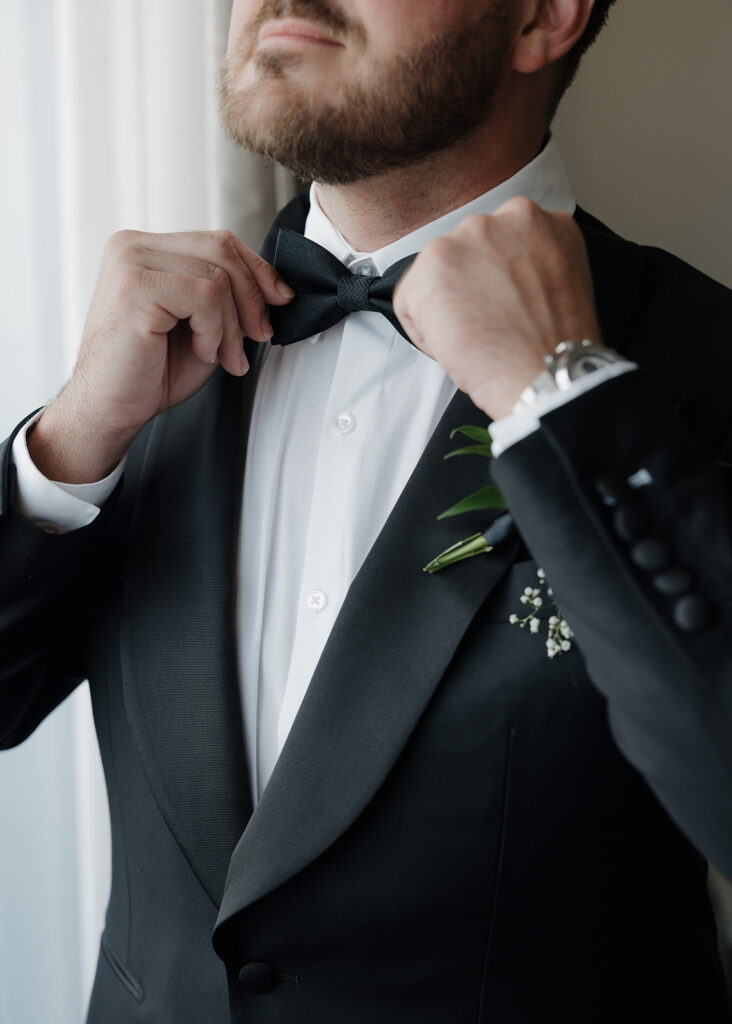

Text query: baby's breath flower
(508, 568), (574, 659)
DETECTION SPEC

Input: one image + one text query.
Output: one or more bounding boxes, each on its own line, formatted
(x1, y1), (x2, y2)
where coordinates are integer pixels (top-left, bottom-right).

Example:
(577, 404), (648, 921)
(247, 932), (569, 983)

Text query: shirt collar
(303, 134), (576, 275)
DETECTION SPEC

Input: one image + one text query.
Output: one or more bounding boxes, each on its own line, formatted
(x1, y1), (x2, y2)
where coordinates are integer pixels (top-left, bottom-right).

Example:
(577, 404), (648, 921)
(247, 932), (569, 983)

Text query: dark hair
(548, 0), (617, 121)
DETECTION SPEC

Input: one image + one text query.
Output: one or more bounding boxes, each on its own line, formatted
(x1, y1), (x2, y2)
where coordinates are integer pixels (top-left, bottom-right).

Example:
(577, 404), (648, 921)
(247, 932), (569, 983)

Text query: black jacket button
(630, 538), (671, 573)
(653, 566), (693, 596)
(673, 595), (711, 632)
(613, 504), (649, 543)
(238, 962), (278, 993)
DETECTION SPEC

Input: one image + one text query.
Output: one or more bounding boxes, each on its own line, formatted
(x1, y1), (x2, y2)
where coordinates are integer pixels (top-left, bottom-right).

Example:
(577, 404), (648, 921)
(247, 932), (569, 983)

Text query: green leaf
(444, 443), (494, 460)
(437, 485), (507, 519)
(423, 532), (493, 574)
(448, 425), (493, 446)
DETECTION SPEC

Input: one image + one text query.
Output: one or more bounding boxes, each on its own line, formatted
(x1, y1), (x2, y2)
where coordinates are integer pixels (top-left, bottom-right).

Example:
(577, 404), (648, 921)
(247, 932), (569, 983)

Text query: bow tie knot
(268, 228), (417, 346)
(337, 272), (374, 314)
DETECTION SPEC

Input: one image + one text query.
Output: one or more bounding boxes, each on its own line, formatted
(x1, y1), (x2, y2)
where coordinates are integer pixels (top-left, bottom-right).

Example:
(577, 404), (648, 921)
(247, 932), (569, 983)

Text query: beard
(218, 0), (514, 186)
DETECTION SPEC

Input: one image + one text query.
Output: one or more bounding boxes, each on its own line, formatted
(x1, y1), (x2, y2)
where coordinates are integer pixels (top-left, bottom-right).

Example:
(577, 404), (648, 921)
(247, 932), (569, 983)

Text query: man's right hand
(27, 229), (294, 484)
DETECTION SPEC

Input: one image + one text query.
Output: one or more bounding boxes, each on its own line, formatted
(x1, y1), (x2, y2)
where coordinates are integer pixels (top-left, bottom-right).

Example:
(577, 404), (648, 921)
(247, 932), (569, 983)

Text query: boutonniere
(423, 424), (574, 658)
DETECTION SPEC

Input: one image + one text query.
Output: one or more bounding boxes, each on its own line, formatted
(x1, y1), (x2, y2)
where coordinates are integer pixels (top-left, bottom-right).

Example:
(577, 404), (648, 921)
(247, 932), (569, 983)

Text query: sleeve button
(238, 962), (278, 993)
(613, 504), (649, 543)
(652, 566), (693, 596)
(630, 538), (671, 573)
(673, 595), (711, 632)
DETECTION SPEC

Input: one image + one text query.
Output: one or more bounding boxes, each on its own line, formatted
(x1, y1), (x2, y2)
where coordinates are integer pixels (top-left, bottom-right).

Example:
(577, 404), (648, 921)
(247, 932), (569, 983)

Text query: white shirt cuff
(11, 411), (126, 533)
(489, 363), (638, 457)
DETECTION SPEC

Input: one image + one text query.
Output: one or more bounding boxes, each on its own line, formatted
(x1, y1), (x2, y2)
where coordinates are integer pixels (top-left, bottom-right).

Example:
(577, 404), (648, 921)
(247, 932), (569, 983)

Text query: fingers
(121, 228), (294, 339)
(129, 251), (247, 374)
(225, 232), (296, 306)
(113, 225), (298, 376)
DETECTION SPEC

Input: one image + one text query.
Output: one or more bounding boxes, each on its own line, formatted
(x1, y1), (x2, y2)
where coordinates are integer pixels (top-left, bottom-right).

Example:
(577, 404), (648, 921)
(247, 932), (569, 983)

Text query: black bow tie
(268, 229), (417, 346)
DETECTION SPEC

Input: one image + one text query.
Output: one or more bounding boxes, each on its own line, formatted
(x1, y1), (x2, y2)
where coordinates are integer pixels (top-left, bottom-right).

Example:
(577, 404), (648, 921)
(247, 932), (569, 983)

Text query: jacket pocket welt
(100, 931), (145, 1003)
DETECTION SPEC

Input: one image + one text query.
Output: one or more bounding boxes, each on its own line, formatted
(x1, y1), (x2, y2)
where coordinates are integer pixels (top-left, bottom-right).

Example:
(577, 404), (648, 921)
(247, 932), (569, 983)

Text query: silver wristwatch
(512, 340), (623, 414)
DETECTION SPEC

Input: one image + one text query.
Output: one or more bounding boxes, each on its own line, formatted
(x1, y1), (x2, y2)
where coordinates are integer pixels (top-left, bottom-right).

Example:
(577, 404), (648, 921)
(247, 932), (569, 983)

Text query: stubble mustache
(244, 0), (360, 46)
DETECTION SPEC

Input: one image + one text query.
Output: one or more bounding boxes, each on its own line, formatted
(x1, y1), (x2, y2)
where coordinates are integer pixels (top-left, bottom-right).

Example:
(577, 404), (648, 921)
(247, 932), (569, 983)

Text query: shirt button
(305, 590), (328, 612)
(335, 411), (356, 434)
(353, 259), (378, 277)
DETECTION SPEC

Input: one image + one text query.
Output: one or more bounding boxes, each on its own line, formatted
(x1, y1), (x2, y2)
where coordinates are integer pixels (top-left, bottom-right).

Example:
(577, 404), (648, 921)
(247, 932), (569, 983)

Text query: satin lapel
(214, 386), (520, 936)
(118, 196), (305, 909)
(120, 366), (258, 909)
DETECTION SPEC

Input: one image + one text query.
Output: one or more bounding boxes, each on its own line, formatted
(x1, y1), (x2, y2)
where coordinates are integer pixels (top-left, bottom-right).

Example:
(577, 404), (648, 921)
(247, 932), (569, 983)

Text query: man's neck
(314, 120), (545, 253)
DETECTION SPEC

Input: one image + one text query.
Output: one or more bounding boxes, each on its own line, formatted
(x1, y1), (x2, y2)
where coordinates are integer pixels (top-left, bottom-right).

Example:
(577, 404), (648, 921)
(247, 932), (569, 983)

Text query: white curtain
(0, 2), (294, 1020)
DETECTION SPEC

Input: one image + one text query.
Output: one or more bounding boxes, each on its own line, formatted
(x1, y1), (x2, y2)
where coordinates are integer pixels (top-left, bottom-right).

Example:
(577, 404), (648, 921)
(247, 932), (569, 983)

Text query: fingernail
(276, 279), (295, 299)
(240, 353), (249, 375)
(261, 316), (273, 340)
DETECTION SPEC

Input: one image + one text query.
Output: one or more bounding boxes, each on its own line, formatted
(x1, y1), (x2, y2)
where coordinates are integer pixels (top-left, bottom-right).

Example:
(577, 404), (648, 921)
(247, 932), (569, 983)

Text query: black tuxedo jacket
(1, 197), (731, 1023)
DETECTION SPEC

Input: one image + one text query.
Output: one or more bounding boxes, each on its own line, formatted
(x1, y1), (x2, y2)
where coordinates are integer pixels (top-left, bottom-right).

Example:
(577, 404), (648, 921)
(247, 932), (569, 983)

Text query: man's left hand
(392, 197), (603, 420)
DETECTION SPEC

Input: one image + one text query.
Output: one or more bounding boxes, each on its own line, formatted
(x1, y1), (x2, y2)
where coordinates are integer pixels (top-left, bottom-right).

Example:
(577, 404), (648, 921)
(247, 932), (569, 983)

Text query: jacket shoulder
(575, 205), (732, 453)
(576, 204), (732, 311)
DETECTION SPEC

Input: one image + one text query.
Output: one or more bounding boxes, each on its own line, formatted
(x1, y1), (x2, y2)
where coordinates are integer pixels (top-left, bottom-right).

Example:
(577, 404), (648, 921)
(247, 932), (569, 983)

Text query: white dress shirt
(10, 136), (635, 805)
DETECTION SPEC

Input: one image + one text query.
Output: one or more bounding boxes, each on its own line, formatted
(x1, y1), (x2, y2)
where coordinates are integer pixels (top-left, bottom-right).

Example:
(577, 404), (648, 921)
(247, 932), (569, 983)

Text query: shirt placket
(276, 304), (388, 750)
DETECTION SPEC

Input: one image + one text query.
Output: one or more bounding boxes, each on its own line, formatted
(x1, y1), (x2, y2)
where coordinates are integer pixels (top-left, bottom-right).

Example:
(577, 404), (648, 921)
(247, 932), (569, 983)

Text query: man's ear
(511, 0), (596, 74)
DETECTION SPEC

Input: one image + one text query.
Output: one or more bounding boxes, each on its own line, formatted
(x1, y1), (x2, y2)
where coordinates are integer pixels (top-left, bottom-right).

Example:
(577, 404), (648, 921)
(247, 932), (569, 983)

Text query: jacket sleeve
(0, 413), (124, 748)
(492, 369), (732, 882)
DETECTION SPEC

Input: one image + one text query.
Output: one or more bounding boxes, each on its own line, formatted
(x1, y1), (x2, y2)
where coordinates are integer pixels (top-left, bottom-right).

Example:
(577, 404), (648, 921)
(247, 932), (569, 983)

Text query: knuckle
(502, 195), (540, 219)
(423, 235), (454, 266)
(195, 278), (222, 303)
(123, 244), (149, 263)
(106, 229), (139, 253)
(459, 213), (490, 236)
(208, 264), (229, 289)
(211, 229), (237, 257)
(554, 210), (580, 238)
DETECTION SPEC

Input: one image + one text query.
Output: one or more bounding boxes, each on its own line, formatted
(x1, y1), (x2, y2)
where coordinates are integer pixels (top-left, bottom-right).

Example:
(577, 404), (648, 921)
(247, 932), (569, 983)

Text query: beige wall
(554, 0), (732, 289)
